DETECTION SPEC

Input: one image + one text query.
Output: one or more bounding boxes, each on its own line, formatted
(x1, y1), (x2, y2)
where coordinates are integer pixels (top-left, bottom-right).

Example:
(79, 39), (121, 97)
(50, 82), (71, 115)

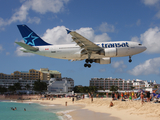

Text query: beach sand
(25, 97), (160, 120)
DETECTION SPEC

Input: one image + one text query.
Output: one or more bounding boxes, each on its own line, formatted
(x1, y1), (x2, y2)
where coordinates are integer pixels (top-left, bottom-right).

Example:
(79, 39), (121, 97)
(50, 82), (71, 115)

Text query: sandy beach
(25, 97), (160, 120)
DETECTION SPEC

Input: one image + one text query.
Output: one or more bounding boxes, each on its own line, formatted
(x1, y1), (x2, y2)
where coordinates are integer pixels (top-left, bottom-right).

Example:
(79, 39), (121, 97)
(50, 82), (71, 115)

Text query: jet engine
(99, 48), (117, 57)
(94, 57), (111, 64)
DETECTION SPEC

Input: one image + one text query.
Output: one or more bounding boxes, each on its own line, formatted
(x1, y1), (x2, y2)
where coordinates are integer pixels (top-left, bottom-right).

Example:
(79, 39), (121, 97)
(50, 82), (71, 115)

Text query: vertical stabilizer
(17, 25), (51, 46)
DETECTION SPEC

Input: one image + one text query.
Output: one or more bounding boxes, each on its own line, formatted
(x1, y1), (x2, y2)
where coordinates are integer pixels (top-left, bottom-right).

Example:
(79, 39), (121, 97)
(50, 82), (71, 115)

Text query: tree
(25, 84), (30, 90)
(110, 85), (119, 92)
(98, 86), (103, 90)
(131, 86), (135, 90)
(8, 86), (16, 92)
(14, 83), (21, 90)
(0, 86), (7, 93)
(33, 80), (47, 92)
(73, 86), (98, 93)
(88, 86), (97, 93)
(154, 85), (158, 89)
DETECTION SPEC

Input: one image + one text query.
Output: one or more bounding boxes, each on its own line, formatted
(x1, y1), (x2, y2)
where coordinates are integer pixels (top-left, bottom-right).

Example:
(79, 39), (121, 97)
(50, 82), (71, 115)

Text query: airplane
(16, 25), (147, 68)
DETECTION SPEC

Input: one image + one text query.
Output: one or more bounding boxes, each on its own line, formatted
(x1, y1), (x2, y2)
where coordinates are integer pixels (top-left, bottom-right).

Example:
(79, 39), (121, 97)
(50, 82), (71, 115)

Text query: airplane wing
(15, 42), (39, 51)
(66, 30), (103, 54)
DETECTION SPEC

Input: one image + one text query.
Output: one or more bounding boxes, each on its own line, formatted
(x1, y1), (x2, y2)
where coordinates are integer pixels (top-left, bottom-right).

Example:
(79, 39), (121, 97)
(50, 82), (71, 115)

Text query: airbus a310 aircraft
(16, 25), (147, 68)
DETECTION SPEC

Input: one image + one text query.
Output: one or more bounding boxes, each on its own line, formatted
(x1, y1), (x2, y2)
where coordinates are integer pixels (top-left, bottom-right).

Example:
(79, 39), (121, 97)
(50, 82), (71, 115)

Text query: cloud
(0, 45), (3, 52)
(98, 22), (115, 33)
(136, 19), (141, 26)
(42, 26), (111, 45)
(15, 46), (34, 57)
(28, 17), (41, 24)
(128, 57), (160, 76)
(140, 27), (160, 53)
(6, 52), (10, 55)
(8, 4), (29, 24)
(99, 68), (106, 72)
(0, 0), (70, 28)
(142, 0), (160, 6)
(142, 0), (160, 19)
(131, 36), (140, 42)
(29, 0), (69, 14)
(131, 27), (160, 54)
(42, 26), (71, 45)
(111, 60), (127, 72)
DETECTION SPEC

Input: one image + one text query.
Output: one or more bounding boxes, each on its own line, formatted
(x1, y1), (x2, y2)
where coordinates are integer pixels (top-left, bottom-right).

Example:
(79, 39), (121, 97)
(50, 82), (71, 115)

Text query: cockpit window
(138, 44), (142, 45)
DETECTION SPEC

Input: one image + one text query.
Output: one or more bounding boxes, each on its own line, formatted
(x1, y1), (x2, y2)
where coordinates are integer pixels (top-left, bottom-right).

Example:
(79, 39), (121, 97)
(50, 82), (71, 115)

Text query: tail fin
(17, 25), (51, 46)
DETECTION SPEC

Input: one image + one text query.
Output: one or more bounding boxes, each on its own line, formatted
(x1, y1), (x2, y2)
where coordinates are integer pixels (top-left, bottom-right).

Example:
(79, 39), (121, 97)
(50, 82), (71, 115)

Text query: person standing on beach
(121, 93), (123, 100)
(129, 93), (132, 101)
(91, 92), (94, 103)
(132, 92), (134, 99)
(72, 96), (74, 103)
(147, 91), (150, 102)
(141, 92), (144, 105)
(88, 93), (91, 98)
(106, 92), (108, 98)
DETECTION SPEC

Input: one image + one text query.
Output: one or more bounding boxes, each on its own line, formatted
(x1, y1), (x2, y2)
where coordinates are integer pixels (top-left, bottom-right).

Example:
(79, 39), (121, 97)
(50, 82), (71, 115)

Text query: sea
(0, 100), (79, 120)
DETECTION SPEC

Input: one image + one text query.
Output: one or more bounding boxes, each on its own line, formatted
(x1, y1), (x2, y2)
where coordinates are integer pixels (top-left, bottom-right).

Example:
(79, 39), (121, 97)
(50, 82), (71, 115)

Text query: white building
(133, 79), (157, 89)
(47, 77), (74, 93)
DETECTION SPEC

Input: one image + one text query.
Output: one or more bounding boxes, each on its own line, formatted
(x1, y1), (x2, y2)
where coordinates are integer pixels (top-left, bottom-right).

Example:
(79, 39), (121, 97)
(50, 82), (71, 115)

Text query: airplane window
(138, 44), (142, 45)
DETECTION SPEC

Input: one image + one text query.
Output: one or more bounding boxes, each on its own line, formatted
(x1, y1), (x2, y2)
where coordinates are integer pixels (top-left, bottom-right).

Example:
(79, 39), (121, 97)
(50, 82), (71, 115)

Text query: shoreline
(2, 97), (160, 120)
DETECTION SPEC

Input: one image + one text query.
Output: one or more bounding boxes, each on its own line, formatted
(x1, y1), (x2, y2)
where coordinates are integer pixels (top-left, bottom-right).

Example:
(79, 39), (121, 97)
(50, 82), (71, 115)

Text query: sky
(0, 0), (160, 86)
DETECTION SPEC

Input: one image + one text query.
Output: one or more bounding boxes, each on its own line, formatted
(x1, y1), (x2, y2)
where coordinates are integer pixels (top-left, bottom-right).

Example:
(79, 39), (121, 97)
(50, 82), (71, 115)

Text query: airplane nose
(142, 46), (147, 52)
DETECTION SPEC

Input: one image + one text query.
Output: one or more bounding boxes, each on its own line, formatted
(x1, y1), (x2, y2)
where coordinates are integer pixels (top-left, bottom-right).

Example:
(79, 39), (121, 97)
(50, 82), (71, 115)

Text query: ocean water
(0, 100), (75, 120)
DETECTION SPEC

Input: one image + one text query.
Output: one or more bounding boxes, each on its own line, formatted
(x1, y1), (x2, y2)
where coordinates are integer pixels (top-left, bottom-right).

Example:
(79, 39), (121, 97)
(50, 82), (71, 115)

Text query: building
(39, 68), (61, 80)
(133, 79), (158, 89)
(90, 77), (133, 90)
(0, 68), (61, 81)
(47, 77), (74, 93)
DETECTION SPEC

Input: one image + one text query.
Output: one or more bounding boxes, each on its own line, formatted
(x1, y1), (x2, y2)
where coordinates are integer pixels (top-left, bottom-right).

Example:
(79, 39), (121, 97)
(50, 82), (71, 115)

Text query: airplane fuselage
(20, 41), (146, 60)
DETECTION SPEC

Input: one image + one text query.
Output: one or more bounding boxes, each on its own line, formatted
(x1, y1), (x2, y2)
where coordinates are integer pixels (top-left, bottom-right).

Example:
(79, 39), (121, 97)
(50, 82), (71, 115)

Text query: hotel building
(0, 68), (61, 81)
(90, 77), (133, 90)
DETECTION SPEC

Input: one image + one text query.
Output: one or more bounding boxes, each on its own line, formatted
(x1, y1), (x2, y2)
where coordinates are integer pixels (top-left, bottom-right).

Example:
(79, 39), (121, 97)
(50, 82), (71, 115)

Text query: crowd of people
(111, 89), (160, 104)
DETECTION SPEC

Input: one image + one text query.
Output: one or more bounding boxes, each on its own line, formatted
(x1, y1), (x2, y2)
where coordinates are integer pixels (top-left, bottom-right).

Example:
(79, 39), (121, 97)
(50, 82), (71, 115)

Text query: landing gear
(84, 59), (93, 68)
(129, 56), (132, 63)
(85, 59), (93, 63)
(84, 63), (91, 68)
(84, 52), (93, 68)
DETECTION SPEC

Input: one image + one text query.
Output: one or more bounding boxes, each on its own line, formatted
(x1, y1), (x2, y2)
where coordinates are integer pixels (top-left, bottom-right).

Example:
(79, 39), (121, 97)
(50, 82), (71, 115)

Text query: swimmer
(24, 108), (26, 111)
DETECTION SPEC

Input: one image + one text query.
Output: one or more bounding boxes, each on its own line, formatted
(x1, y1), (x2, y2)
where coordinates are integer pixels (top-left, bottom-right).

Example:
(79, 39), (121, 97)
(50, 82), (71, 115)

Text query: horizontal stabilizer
(15, 42), (39, 51)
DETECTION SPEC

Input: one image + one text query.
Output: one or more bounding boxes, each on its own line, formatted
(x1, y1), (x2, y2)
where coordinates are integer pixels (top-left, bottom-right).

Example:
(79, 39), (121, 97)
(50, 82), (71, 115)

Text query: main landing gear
(129, 56), (132, 63)
(84, 59), (93, 68)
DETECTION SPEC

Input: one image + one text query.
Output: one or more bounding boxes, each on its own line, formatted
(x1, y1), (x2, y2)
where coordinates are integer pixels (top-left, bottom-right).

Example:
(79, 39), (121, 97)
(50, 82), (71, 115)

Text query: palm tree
(25, 84), (30, 90)
(110, 85), (119, 92)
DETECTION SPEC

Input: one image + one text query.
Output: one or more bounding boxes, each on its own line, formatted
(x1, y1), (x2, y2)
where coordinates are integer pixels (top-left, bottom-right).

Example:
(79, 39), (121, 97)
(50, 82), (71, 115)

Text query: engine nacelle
(100, 48), (117, 57)
(94, 57), (111, 64)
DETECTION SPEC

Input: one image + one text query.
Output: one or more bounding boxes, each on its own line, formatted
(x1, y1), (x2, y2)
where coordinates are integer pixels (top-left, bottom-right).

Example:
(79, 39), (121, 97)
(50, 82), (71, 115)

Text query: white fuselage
(20, 41), (146, 60)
